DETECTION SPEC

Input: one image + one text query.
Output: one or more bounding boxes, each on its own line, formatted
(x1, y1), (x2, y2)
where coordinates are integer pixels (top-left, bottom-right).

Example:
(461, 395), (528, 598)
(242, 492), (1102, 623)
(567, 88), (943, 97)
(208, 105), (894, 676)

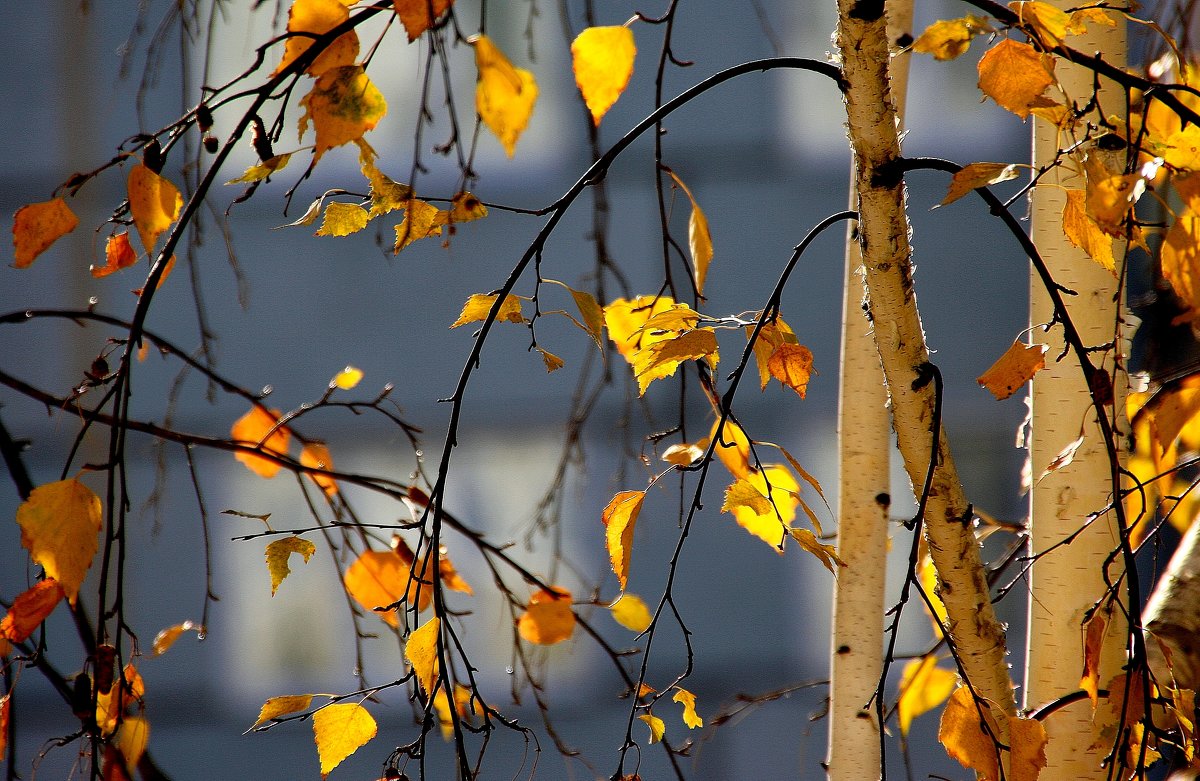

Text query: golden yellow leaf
(230, 406), (291, 478)
(1008, 1), (1069, 47)
(0, 579), (65, 642)
(537, 348), (565, 372)
(749, 318), (800, 390)
(96, 665), (144, 737)
(115, 716), (149, 774)
(315, 202), (369, 237)
(448, 191), (488, 223)
(1084, 155), (1145, 234)
(638, 713), (665, 743)
(392, 0), (453, 41)
(128, 164), (182, 255)
(313, 702), (377, 778)
(571, 26), (636, 125)
(91, 232), (139, 277)
(432, 683), (473, 740)
(450, 293), (526, 328)
(666, 171), (714, 293)
(897, 656), (958, 736)
(661, 437), (708, 466)
(610, 593), (653, 632)
(724, 465), (799, 551)
(405, 616), (440, 696)
(672, 688), (703, 729)
(273, 0), (358, 78)
(1163, 211), (1200, 317)
(1066, 7), (1116, 36)
(438, 548), (473, 596)
(569, 286), (605, 349)
(977, 38), (1054, 119)
(1162, 124), (1200, 173)
(940, 162), (1020, 206)
(361, 156), (413, 216)
(252, 694), (315, 729)
(710, 417), (752, 479)
(632, 328), (718, 395)
(343, 548), (431, 625)
(472, 35), (537, 157)
(723, 478), (772, 516)
(225, 153), (293, 185)
(1062, 189), (1115, 273)
(517, 587), (575, 645)
(604, 295), (678, 360)
(12, 197), (79, 269)
(1010, 716), (1049, 781)
(767, 343), (814, 398)
(331, 365), (363, 389)
(16, 480), (102, 605)
(603, 490), (645, 590)
(938, 686), (1000, 780)
(1149, 380), (1200, 455)
(300, 442), (338, 495)
(912, 15), (992, 60)
(265, 537), (317, 596)
(151, 620), (198, 656)
(918, 555), (948, 635)
(976, 341), (1048, 400)
(299, 65), (387, 164)
(393, 198), (448, 251)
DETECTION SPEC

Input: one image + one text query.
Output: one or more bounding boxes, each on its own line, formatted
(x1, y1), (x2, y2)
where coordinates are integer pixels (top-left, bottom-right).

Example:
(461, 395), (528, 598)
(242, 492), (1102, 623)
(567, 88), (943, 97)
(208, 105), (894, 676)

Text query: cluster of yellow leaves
(342, 537), (472, 625)
(604, 295), (718, 395)
(251, 695), (377, 776)
(637, 686), (703, 744)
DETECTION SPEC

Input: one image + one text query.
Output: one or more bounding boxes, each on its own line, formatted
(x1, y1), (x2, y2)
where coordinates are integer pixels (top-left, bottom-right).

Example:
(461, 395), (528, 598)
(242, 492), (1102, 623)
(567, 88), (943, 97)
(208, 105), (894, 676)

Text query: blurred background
(0, 0), (1121, 778)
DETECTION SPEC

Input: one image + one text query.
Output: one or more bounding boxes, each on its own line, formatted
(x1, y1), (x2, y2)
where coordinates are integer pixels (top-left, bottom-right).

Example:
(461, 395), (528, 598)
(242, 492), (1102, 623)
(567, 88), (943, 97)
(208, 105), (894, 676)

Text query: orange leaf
(0, 579), (65, 642)
(12, 197), (79, 268)
(392, 0), (454, 41)
(312, 702), (376, 778)
(405, 616), (440, 695)
(977, 39), (1054, 119)
(343, 548), (432, 625)
(92, 232), (139, 277)
(128, 164), (182, 255)
(273, 0), (359, 78)
(472, 35), (537, 157)
(940, 162), (1020, 206)
(1009, 716), (1049, 781)
(938, 686), (1001, 780)
(438, 549), (473, 595)
(749, 318), (800, 390)
(1062, 189), (1115, 273)
(1080, 608), (1108, 706)
(517, 587), (575, 645)
(265, 537), (317, 596)
(897, 656), (958, 735)
(976, 341), (1048, 400)
(231, 406), (291, 478)
(0, 695), (8, 762)
(252, 694), (315, 729)
(571, 26), (636, 125)
(602, 491), (645, 590)
(15, 480), (102, 605)
(912, 15), (992, 60)
(767, 343), (815, 398)
(300, 442), (338, 495)
(710, 417), (752, 479)
(432, 683), (474, 740)
(151, 620), (199, 656)
(299, 65), (387, 164)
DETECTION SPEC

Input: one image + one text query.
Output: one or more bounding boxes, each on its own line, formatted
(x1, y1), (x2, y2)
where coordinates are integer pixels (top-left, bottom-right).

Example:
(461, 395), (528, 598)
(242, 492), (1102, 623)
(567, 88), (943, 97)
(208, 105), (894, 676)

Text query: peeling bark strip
(835, 0), (1017, 747)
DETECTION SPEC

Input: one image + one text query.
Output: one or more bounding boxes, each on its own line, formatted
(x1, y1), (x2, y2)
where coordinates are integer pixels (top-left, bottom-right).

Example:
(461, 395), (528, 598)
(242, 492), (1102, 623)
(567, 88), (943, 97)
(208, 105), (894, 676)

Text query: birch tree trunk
(1024, 11), (1128, 778)
(1144, 517), (1200, 691)
(826, 1), (911, 777)
(835, 0), (1015, 748)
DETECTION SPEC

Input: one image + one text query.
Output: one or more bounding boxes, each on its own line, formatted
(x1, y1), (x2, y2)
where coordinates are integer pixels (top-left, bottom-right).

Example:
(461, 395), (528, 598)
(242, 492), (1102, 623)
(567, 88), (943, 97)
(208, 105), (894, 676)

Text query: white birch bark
(1144, 517), (1200, 690)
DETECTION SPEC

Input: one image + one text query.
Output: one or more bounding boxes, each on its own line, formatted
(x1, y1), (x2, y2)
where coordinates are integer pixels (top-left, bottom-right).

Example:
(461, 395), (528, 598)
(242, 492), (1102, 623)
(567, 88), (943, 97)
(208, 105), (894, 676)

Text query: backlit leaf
(1009, 1), (1069, 48)
(16, 480), (102, 605)
(767, 342), (814, 398)
(96, 665), (144, 737)
(230, 406), (291, 478)
(977, 38), (1054, 119)
(450, 293), (526, 328)
(537, 348), (565, 372)
(225, 153), (293, 184)
(977, 341), (1048, 400)
(315, 201), (369, 237)
(569, 287), (605, 349)
(300, 442), (338, 495)
(666, 171), (714, 293)
(672, 688), (703, 729)
(605, 295), (679, 360)
(448, 191), (488, 223)
(115, 716), (149, 774)
(632, 328), (718, 394)
(723, 478), (773, 516)
(343, 548), (432, 625)
(939, 162), (1020, 206)
(438, 549), (473, 595)
(431, 683), (474, 740)
(393, 0), (454, 41)
(405, 616), (440, 695)
(789, 527), (843, 573)
(897, 656), (958, 736)
(472, 35), (537, 157)
(273, 0), (358, 78)
(0, 579), (65, 642)
(393, 198), (447, 251)
(919, 555), (948, 635)
(265, 537), (317, 596)
(92, 232), (139, 277)
(1009, 716), (1049, 781)
(299, 65), (387, 164)
(1066, 7), (1116, 36)
(571, 26), (636, 125)
(313, 702), (376, 778)
(603, 490), (645, 590)
(912, 15), (992, 60)
(331, 365), (363, 389)
(151, 620), (198, 656)
(1080, 608), (1108, 706)
(128, 164), (182, 255)
(724, 465), (800, 551)
(610, 593), (653, 632)
(1084, 156), (1145, 234)
(749, 318), (800, 390)
(12, 197), (79, 268)
(1163, 211), (1200, 317)
(1062, 189), (1115, 273)
(710, 417), (752, 479)
(361, 156), (413, 216)
(661, 437), (708, 466)
(252, 694), (314, 728)
(638, 713), (665, 743)
(517, 587), (575, 645)
(938, 686), (1000, 780)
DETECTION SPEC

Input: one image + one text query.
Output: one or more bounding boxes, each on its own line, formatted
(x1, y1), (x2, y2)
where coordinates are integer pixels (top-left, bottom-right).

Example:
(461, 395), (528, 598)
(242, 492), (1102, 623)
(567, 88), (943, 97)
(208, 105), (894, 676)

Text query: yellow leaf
(912, 15), (992, 60)
(438, 548), (473, 596)
(450, 293), (526, 328)
(393, 198), (448, 252)
(1066, 7), (1116, 36)
(938, 686), (1000, 780)
(360, 156), (414, 216)
(448, 191), (488, 223)
(710, 417), (753, 479)
(603, 491), (645, 590)
(1163, 125), (1200, 173)
(724, 465), (799, 550)
(517, 587), (575, 644)
(537, 348), (565, 372)
(252, 694), (315, 729)
(723, 478), (773, 516)
(1062, 189), (1115, 273)
(115, 716), (149, 774)
(767, 342), (814, 398)
(225, 153), (293, 185)
(472, 35), (537, 157)
(12, 197), (79, 268)
(918, 555), (948, 635)
(977, 39), (1054, 119)
(432, 683), (474, 740)
(312, 702), (377, 778)
(343, 548), (432, 625)
(128, 164), (182, 255)
(1084, 156), (1145, 234)
(604, 295), (678, 360)
(392, 0), (454, 41)
(632, 328), (719, 395)
(1008, 1), (1069, 48)
(91, 232), (139, 278)
(569, 287), (605, 349)
(672, 688), (703, 729)
(1080, 608), (1108, 706)
(638, 713), (665, 743)
(405, 616), (440, 695)
(1163, 211), (1200, 317)
(96, 665), (144, 737)
(230, 406), (291, 478)
(571, 26), (636, 125)
(976, 341), (1048, 400)
(299, 65), (387, 164)
(331, 365), (363, 389)
(939, 162), (1020, 206)
(749, 318), (800, 390)
(273, 0), (358, 78)
(610, 593), (653, 632)
(1009, 716), (1049, 781)
(897, 656), (958, 735)
(301, 442), (338, 495)
(661, 437), (708, 466)
(151, 620), (198, 656)
(315, 202), (369, 237)
(789, 527), (844, 573)
(0, 579), (65, 642)
(15, 480), (102, 605)
(265, 537), (317, 596)
(666, 171), (714, 293)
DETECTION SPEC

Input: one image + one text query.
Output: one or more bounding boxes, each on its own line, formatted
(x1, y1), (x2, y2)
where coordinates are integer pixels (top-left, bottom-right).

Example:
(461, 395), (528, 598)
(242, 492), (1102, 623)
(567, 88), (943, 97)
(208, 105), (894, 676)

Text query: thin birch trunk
(1144, 516), (1200, 691)
(826, 1), (911, 777)
(1024, 11), (1128, 778)
(835, 0), (1016, 750)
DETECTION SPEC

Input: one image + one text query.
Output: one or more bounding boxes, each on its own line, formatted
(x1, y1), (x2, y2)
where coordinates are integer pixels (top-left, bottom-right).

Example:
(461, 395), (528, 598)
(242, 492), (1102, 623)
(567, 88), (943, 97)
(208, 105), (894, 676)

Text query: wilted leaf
(977, 341), (1048, 400)
(331, 365), (363, 389)
(151, 620), (199, 656)
(225, 153), (293, 185)
(451, 293), (526, 328)
(537, 348), (565, 372)
(300, 442), (338, 495)
(231, 406), (291, 478)
(639, 713), (665, 743)
(299, 65), (387, 164)
(724, 465), (800, 551)
(91, 232), (139, 277)
(344, 548), (432, 625)
(571, 26), (636, 125)
(448, 191), (488, 223)
(16, 480), (102, 605)
(1038, 432), (1085, 480)
(767, 343), (815, 398)
(1066, 6), (1116, 35)
(610, 593), (653, 632)
(897, 656), (958, 735)
(405, 616), (440, 695)
(252, 694), (314, 729)
(115, 716), (149, 774)
(315, 202), (369, 237)
(673, 688), (703, 729)
(711, 417), (753, 479)
(265, 537), (317, 596)
(393, 0), (454, 41)
(472, 35), (537, 157)
(603, 490), (645, 590)
(313, 702), (377, 778)
(1009, 1), (1069, 47)
(393, 198), (448, 251)
(939, 686), (1001, 779)
(940, 162), (1020, 206)
(912, 15), (992, 60)
(789, 527), (844, 573)
(128, 164), (182, 255)
(1063, 189), (1115, 273)
(666, 171), (714, 294)
(517, 587), (575, 645)
(273, 0), (358, 78)
(12, 197), (79, 268)
(0, 579), (65, 642)
(977, 39), (1054, 119)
